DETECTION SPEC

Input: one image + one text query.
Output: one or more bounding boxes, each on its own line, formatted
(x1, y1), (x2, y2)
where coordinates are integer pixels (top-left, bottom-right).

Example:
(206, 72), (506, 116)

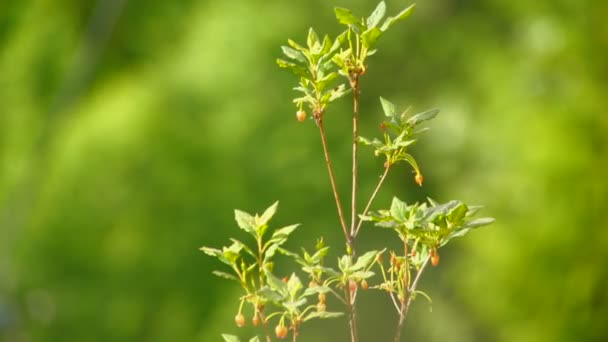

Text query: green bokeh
(1, 0), (606, 341)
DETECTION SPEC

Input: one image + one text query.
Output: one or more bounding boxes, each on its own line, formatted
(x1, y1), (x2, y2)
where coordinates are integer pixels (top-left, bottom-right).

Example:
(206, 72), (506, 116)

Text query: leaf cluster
(358, 97), (439, 174)
(363, 197), (495, 248)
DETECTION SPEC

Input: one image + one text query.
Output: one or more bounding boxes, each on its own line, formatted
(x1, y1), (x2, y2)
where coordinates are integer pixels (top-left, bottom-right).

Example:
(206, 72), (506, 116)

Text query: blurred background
(1, 0), (606, 341)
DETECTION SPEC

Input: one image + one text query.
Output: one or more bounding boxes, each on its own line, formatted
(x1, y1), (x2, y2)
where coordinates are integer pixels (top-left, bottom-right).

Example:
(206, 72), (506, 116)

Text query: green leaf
(303, 285), (332, 297)
(362, 27), (383, 48)
(327, 84), (350, 102)
(222, 334), (241, 342)
(330, 31), (348, 54)
(271, 224), (299, 241)
(259, 201), (279, 226)
(304, 311), (344, 321)
(307, 27), (320, 50)
(463, 217), (495, 229)
(212, 270), (239, 282)
(234, 209), (256, 236)
(265, 270), (289, 296)
(200, 246), (234, 267)
(407, 108), (440, 126)
(335, 7), (360, 26)
(316, 72), (338, 92)
(380, 97), (396, 117)
(287, 273), (303, 297)
(390, 197), (408, 222)
(351, 250), (380, 271)
(381, 4), (416, 31)
(367, 1), (386, 28)
(448, 202), (469, 222)
(281, 46), (306, 63)
(249, 337), (260, 342)
(258, 286), (285, 302)
(230, 238), (255, 258)
(276, 59), (308, 78)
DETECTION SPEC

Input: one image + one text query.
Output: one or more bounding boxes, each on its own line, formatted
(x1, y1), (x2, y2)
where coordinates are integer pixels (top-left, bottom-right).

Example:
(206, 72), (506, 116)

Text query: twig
(314, 112), (350, 242)
(344, 287), (359, 342)
(257, 310), (272, 342)
(350, 74), (360, 240)
(354, 164), (391, 236)
(394, 257), (430, 341)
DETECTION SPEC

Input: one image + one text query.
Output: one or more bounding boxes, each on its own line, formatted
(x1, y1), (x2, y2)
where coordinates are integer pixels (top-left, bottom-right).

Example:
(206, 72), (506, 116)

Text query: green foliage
(358, 97), (439, 173)
(208, 2), (494, 341)
(3, 0), (605, 341)
(363, 197), (494, 247)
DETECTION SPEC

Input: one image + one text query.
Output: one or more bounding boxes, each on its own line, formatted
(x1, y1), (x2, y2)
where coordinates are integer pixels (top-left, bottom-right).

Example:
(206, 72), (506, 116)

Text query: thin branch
(315, 113), (350, 242)
(354, 164), (391, 236)
(394, 257), (430, 342)
(344, 287), (359, 342)
(350, 74), (360, 240)
(257, 309), (272, 342)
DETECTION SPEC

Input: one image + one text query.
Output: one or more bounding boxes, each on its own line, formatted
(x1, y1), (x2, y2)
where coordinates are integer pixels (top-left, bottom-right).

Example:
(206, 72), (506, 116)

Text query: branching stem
(314, 112), (350, 244)
(354, 164), (391, 236)
(394, 257), (430, 341)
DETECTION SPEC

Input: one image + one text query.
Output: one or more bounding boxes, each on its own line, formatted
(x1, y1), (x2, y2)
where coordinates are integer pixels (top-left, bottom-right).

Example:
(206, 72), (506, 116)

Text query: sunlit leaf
(381, 4), (416, 31)
(367, 1), (386, 28)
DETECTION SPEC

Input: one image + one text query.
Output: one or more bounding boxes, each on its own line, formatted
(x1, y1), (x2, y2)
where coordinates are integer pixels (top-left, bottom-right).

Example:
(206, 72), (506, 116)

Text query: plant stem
(350, 74), (360, 242)
(354, 164), (390, 236)
(344, 287), (359, 342)
(394, 257), (430, 342)
(314, 113), (350, 244)
(258, 310), (272, 342)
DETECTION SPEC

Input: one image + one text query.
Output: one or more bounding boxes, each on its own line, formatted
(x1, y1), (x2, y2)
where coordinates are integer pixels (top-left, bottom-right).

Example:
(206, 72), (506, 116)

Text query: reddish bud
(275, 324), (288, 339)
(235, 313), (245, 327)
(252, 315), (260, 326)
(361, 279), (369, 290)
(318, 292), (326, 304)
(296, 110), (306, 122)
(415, 173), (424, 186)
(430, 249), (440, 267)
(349, 279), (358, 293)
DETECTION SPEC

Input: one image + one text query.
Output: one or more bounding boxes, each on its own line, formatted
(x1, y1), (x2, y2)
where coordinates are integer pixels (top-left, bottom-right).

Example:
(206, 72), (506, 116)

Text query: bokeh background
(1, 0), (606, 341)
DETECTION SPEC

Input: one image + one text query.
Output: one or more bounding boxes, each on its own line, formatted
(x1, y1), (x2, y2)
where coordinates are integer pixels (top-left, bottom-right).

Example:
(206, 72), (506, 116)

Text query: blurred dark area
(0, 0), (606, 341)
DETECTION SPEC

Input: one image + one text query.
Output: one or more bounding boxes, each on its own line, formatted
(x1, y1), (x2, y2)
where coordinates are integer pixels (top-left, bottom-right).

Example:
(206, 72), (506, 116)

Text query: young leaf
(222, 334), (241, 342)
(335, 7), (360, 26)
(271, 224), (300, 241)
(258, 286), (285, 302)
(249, 337), (260, 342)
(463, 217), (496, 229)
(390, 197), (408, 222)
(276, 59), (309, 78)
(212, 270), (239, 282)
(307, 27), (320, 50)
(259, 201), (279, 226)
(380, 97), (396, 117)
(265, 270), (289, 296)
(287, 273), (303, 297)
(234, 209), (256, 236)
(367, 1), (387, 28)
(407, 108), (440, 126)
(200, 246), (234, 267)
(381, 4), (416, 31)
(304, 311), (344, 321)
(362, 27), (383, 48)
(351, 250), (381, 271)
(281, 46), (307, 63)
